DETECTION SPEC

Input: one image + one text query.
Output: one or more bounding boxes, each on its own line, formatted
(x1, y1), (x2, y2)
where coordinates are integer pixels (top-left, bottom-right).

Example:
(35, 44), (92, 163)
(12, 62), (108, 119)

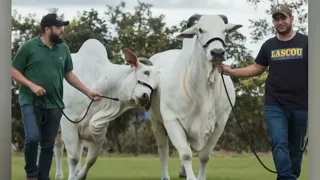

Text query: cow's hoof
(161, 177), (170, 180)
(179, 172), (186, 179)
(55, 174), (63, 180)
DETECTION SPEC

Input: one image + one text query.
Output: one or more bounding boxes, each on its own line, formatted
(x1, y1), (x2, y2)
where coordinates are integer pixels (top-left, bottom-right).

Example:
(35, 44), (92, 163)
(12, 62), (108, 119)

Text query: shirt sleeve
(64, 44), (74, 73)
(11, 43), (30, 73)
(255, 42), (269, 67)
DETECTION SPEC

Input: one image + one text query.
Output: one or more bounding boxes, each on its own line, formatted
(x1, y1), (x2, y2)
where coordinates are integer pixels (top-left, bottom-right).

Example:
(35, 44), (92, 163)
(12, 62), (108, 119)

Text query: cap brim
(57, 21), (69, 26)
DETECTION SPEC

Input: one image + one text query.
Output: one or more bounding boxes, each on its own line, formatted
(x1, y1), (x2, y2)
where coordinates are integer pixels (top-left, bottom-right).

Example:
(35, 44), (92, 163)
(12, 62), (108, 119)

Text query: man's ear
(175, 25), (198, 40)
(225, 23), (243, 34)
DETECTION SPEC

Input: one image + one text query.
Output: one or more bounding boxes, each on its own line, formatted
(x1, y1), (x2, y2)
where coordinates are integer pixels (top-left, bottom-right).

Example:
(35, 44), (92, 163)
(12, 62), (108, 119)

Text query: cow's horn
(218, 14), (228, 24)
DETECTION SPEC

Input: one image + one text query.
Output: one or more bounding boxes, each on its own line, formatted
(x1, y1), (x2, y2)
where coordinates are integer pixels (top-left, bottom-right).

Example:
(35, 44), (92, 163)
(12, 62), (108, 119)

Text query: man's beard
(276, 25), (292, 35)
(49, 33), (63, 44)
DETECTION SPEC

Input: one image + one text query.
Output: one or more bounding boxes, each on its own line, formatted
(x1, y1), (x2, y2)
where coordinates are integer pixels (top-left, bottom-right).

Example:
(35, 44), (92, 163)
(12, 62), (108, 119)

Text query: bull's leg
(60, 122), (84, 180)
(163, 119), (197, 180)
(75, 140), (104, 180)
(197, 124), (226, 180)
(150, 118), (170, 180)
(54, 131), (64, 180)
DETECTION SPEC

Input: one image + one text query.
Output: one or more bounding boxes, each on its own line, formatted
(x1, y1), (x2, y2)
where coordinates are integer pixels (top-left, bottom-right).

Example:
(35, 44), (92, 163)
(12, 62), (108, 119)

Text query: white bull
(53, 39), (159, 180)
(147, 14), (243, 180)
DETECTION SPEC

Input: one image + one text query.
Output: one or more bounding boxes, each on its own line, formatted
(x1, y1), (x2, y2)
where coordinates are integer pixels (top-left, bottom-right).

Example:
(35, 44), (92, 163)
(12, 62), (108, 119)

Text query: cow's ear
(124, 48), (139, 68)
(225, 23), (243, 34)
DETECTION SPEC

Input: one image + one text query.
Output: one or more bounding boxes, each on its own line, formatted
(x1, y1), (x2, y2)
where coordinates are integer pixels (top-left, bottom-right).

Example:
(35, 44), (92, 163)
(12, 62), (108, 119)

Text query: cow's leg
(54, 130), (64, 180)
(75, 140), (104, 180)
(179, 163), (186, 178)
(74, 112), (109, 180)
(197, 123), (226, 180)
(60, 122), (83, 180)
(150, 118), (170, 180)
(75, 145), (83, 175)
(163, 119), (197, 180)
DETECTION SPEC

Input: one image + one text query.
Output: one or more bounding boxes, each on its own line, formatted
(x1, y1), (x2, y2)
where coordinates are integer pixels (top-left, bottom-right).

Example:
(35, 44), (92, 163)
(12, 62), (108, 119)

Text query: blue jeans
(21, 104), (62, 180)
(264, 105), (308, 180)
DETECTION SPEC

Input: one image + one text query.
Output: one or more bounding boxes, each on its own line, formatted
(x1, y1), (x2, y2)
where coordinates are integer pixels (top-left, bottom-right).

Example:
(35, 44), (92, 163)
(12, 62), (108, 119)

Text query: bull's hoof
(55, 174), (63, 180)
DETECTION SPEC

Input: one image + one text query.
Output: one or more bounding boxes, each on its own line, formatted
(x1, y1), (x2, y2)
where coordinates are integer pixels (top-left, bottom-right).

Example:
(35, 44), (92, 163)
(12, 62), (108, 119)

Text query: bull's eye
(199, 28), (203, 33)
(144, 71), (150, 76)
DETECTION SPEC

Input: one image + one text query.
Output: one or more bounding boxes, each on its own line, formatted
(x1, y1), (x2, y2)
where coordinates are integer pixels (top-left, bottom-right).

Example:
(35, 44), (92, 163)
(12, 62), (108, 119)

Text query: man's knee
(25, 133), (40, 146)
(40, 138), (56, 153)
(271, 140), (289, 150)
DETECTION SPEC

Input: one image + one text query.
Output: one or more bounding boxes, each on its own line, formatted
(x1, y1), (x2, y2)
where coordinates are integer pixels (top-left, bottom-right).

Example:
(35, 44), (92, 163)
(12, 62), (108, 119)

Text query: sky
(12, 0), (277, 58)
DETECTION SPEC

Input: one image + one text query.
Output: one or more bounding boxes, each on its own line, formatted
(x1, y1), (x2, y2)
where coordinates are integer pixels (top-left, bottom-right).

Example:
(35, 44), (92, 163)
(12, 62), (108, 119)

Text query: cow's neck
(178, 40), (215, 104)
(117, 66), (139, 105)
(97, 65), (136, 107)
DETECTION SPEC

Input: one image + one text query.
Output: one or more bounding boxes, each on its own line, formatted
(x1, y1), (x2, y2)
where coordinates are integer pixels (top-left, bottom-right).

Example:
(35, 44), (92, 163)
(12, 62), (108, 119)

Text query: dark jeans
(264, 105), (308, 180)
(21, 104), (62, 180)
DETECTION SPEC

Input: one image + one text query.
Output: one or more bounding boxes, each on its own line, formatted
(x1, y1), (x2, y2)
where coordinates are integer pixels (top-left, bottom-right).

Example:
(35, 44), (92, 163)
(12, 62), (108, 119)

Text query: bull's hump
(77, 38), (110, 64)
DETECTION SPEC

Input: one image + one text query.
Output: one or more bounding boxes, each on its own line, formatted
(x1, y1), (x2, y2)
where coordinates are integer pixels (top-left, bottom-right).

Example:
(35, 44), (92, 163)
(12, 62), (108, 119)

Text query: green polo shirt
(12, 35), (73, 109)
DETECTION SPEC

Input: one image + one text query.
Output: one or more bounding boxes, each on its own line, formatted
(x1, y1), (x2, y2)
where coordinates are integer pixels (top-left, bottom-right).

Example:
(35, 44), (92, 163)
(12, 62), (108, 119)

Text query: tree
(105, 0), (183, 62)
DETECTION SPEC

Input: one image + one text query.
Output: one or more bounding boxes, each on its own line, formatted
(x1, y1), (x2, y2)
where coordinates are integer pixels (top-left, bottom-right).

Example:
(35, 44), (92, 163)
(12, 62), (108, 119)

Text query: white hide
(148, 15), (242, 180)
(54, 39), (159, 180)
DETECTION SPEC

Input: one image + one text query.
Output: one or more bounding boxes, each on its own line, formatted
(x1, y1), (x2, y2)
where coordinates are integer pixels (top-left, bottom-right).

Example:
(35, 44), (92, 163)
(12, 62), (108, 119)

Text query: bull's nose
(142, 93), (149, 100)
(210, 48), (225, 57)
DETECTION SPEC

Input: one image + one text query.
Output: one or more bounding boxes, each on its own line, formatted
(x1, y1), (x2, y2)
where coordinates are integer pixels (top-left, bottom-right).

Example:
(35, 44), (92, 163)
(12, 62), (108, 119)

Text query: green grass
(12, 154), (308, 180)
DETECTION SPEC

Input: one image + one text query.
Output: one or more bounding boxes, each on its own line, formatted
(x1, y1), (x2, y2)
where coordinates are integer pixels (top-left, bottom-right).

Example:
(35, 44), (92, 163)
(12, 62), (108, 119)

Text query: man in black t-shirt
(218, 4), (308, 180)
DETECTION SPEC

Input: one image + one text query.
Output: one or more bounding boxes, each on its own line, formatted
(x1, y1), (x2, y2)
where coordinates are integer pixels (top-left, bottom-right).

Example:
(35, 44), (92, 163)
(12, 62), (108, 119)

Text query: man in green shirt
(11, 13), (102, 180)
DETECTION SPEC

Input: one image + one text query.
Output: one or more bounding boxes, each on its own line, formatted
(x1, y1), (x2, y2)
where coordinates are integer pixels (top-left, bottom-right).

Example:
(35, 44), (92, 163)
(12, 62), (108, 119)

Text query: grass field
(12, 154), (308, 180)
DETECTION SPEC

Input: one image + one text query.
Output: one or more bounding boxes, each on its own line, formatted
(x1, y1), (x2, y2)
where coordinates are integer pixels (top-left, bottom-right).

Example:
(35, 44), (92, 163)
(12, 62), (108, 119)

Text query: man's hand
(217, 64), (232, 75)
(29, 84), (46, 96)
(86, 90), (103, 101)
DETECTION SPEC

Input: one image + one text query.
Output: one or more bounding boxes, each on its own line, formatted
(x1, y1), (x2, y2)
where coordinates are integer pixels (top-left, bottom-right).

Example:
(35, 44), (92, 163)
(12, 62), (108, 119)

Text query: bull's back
(149, 49), (181, 69)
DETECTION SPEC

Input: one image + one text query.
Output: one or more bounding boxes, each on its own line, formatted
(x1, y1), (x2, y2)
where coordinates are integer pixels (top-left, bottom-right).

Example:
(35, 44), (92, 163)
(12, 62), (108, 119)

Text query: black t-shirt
(255, 32), (308, 109)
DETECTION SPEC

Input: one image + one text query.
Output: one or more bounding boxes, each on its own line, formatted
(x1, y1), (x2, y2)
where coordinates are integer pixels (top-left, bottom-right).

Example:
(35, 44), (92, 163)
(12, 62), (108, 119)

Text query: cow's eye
(144, 71), (150, 76)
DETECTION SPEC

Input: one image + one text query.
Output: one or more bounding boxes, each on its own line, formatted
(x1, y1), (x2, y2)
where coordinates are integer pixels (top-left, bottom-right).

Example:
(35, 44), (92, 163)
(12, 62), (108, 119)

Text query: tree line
(11, 0), (308, 155)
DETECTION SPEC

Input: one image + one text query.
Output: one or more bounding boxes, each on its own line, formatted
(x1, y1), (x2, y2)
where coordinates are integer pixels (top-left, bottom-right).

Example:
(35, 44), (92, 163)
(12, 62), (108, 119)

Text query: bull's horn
(186, 13), (202, 28)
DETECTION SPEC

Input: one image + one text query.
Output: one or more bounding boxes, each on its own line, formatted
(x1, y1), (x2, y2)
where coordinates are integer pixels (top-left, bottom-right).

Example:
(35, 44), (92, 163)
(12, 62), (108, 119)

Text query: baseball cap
(271, 4), (292, 18)
(40, 13), (69, 28)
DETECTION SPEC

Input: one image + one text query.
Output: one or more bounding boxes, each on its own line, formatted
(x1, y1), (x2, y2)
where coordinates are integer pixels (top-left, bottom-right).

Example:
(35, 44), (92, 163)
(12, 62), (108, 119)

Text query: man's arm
(228, 42), (269, 77)
(64, 71), (90, 95)
(229, 63), (267, 77)
(63, 44), (90, 95)
(12, 67), (35, 88)
(11, 42), (34, 88)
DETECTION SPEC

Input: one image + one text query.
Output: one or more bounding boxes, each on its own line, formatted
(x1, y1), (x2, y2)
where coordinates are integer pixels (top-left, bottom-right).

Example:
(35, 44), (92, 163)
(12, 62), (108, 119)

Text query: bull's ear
(175, 25), (198, 40)
(124, 48), (139, 68)
(225, 23), (243, 34)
